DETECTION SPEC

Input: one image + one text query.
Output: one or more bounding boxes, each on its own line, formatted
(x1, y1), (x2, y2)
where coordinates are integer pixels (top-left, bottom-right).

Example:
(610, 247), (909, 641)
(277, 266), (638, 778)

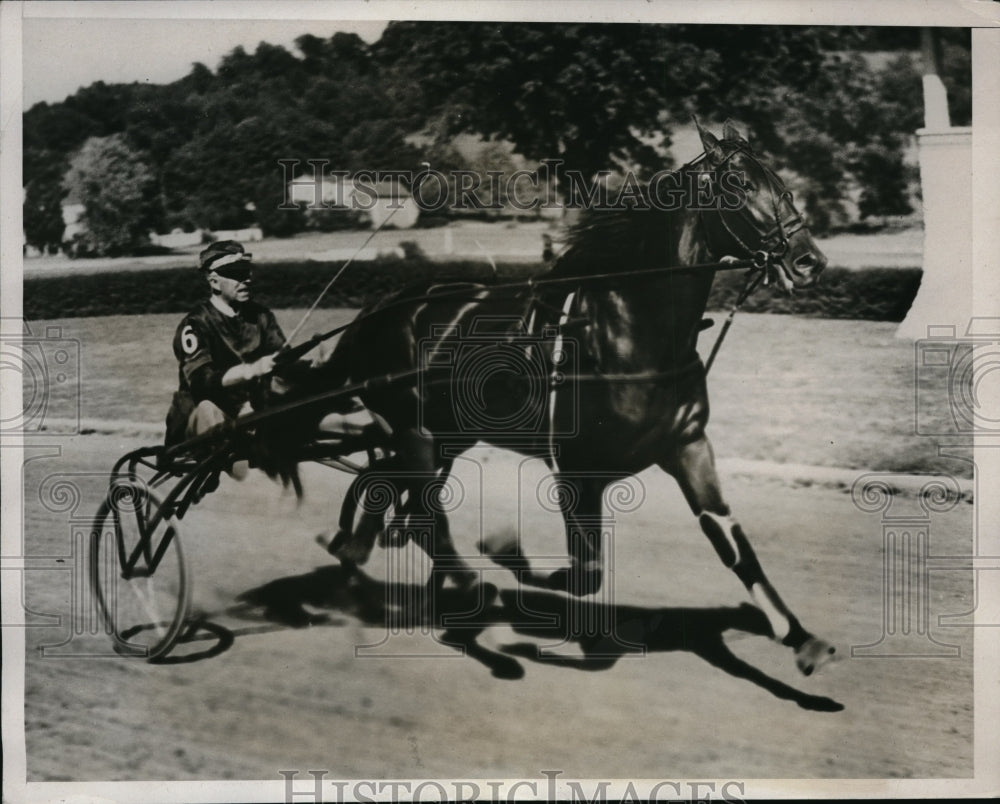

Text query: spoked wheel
(90, 476), (191, 660)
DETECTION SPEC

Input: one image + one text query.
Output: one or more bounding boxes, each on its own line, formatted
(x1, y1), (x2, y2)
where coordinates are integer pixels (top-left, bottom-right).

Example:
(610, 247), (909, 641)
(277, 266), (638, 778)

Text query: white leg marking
(751, 582), (791, 641)
(698, 511), (742, 568)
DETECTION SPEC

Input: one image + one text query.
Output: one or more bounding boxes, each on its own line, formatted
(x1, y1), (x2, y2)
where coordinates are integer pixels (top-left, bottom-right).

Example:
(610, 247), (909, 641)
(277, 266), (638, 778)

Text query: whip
(279, 202), (402, 355)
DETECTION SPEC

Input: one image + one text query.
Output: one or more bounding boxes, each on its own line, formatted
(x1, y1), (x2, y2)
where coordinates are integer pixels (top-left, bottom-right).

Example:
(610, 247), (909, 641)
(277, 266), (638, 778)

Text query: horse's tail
(252, 318), (365, 499)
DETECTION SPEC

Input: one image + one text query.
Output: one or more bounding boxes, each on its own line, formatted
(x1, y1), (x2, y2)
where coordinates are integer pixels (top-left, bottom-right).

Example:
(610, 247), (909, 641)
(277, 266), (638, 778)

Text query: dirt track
(21, 432), (973, 783)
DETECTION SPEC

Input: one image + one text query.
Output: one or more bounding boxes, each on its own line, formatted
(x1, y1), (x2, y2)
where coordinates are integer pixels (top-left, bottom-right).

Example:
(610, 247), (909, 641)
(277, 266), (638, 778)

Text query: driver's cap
(199, 240), (252, 272)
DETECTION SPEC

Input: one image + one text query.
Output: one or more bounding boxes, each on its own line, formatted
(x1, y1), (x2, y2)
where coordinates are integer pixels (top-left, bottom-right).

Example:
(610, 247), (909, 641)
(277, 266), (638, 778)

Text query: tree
(62, 135), (158, 256)
(376, 23), (713, 183)
(375, 23), (970, 229)
(374, 25), (850, 179)
(23, 23), (970, 240)
(23, 156), (68, 252)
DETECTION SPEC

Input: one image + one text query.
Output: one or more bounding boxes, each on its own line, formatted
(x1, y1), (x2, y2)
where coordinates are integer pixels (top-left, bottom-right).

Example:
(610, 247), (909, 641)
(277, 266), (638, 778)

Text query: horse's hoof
(795, 636), (837, 676)
(547, 565), (603, 597)
(322, 529), (373, 565)
(315, 532), (337, 554)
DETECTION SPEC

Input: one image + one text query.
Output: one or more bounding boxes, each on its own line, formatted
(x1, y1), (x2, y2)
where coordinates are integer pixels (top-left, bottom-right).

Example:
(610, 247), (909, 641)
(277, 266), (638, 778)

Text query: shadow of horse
(221, 564), (842, 712)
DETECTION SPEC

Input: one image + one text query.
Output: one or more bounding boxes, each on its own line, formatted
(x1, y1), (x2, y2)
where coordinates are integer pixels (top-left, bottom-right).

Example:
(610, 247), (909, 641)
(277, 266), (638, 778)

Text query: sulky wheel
(90, 476), (191, 660)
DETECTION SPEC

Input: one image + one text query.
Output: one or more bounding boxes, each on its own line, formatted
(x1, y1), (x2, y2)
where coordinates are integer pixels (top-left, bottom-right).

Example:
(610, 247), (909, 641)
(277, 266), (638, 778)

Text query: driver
(165, 241), (286, 470)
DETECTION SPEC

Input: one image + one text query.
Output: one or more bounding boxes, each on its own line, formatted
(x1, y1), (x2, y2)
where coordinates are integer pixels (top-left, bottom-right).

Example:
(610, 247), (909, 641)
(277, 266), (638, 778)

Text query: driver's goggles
(213, 262), (253, 282)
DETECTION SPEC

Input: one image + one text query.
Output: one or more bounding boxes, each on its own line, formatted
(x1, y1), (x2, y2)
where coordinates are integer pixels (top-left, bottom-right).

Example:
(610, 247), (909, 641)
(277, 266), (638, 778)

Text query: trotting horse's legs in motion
(327, 460), (399, 567)
(329, 428), (493, 611)
(546, 473), (609, 597)
(662, 437), (836, 675)
(382, 428), (486, 598)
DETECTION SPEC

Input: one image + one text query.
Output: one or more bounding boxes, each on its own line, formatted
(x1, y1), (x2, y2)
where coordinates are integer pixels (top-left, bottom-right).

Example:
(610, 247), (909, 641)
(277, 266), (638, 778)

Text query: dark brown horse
(313, 121), (834, 675)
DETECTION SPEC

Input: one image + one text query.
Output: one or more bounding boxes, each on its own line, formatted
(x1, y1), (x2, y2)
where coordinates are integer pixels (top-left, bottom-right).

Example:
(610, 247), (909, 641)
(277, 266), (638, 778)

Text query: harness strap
(547, 290), (578, 470)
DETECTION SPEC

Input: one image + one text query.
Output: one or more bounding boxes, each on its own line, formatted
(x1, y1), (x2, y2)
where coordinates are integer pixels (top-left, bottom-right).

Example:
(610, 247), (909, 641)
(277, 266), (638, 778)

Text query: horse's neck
(577, 213), (714, 374)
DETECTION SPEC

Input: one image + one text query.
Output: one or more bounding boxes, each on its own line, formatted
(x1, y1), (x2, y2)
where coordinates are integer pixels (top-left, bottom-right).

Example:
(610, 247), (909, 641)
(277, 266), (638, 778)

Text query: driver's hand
(309, 340), (335, 368)
(249, 353), (277, 378)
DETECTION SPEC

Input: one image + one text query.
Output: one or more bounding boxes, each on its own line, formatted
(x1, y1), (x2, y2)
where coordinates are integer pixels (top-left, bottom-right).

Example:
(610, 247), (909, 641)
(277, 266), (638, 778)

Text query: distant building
(149, 229), (204, 249)
(61, 203), (86, 244)
(209, 226), (264, 243)
(287, 174), (420, 229)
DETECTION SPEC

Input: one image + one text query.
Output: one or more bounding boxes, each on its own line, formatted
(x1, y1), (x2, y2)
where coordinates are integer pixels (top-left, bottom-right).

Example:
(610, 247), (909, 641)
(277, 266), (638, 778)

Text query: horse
(307, 120), (835, 675)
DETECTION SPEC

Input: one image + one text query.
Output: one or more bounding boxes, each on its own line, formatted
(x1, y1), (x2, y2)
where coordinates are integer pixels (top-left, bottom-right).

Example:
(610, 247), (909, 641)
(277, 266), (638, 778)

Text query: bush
(708, 267), (922, 321)
(24, 260), (922, 323)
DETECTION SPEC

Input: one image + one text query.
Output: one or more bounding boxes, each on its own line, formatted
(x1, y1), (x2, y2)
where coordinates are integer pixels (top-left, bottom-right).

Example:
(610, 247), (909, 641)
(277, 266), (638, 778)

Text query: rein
(274, 145), (802, 383)
(272, 254), (768, 369)
(277, 143), (795, 367)
(704, 267), (765, 374)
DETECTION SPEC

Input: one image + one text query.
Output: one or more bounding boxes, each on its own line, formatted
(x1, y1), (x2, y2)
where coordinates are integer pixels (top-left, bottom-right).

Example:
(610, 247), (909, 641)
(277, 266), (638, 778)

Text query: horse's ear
(693, 116), (724, 163)
(722, 118), (744, 142)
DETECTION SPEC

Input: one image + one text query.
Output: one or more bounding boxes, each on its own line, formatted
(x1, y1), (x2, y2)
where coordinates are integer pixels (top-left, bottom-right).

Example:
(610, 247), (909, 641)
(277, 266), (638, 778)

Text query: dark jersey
(172, 298), (286, 418)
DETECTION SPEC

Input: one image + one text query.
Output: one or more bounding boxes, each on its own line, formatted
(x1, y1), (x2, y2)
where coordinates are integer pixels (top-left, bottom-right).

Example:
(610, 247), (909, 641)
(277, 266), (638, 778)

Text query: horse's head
(695, 119), (826, 290)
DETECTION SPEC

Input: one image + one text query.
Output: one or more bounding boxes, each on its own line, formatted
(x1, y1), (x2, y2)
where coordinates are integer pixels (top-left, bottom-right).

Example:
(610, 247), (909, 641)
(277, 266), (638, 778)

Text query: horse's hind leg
(662, 437), (836, 675)
(392, 429), (490, 599)
(324, 464), (399, 567)
(546, 474), (608, 597)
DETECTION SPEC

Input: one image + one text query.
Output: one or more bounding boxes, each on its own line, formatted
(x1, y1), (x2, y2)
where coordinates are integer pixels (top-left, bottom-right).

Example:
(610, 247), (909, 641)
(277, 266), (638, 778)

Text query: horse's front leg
(546, 473), (609, 597)
(662, 437), (836, 675)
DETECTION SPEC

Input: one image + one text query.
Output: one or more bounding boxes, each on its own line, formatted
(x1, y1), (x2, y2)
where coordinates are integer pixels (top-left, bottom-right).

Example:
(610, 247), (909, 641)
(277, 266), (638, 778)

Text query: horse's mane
(549, 168), (702, 278)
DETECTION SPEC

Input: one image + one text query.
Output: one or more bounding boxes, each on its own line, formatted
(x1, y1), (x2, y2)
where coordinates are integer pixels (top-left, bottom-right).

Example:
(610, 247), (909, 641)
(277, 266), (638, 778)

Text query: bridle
(696, 146), (805, 271)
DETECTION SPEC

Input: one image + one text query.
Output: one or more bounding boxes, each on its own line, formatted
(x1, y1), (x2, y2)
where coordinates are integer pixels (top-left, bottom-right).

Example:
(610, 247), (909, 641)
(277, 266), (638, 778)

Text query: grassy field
(31, 308), (969, 478)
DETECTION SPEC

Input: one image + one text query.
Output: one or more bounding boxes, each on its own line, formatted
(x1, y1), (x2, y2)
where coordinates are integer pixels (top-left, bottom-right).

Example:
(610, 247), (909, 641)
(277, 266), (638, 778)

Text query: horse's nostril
(794, 252), (826, 274)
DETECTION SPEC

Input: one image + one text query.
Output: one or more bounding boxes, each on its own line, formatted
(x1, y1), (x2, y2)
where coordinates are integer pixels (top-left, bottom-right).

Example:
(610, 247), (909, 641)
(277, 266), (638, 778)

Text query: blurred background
(22, 23), (970, 260)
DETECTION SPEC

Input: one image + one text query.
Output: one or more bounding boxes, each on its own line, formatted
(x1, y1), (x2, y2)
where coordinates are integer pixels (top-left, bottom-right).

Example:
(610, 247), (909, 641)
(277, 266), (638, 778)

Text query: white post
(895, 127), (973, 340)
(896, 29), (972, 340)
